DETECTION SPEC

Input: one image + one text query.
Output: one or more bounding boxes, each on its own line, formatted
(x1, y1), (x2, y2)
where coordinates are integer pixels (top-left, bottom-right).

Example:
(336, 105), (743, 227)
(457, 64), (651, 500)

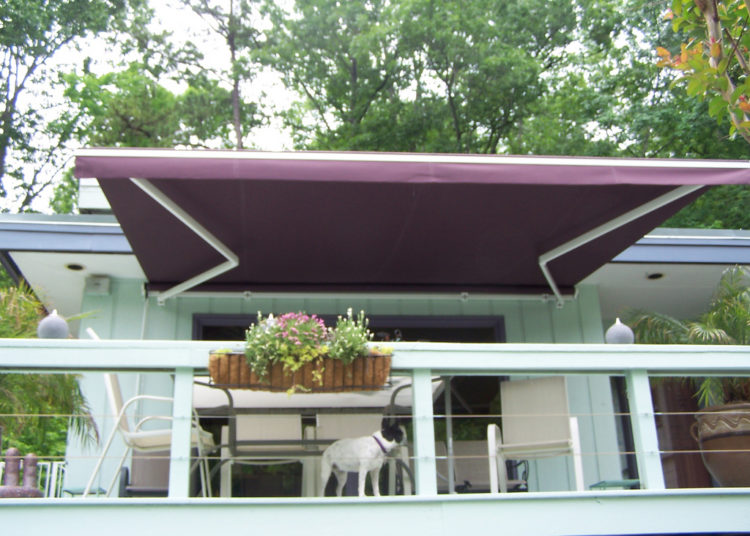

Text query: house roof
(0, 214), (131, 254)
(612, 228), (750, 264)
(74, 149), (750, 305)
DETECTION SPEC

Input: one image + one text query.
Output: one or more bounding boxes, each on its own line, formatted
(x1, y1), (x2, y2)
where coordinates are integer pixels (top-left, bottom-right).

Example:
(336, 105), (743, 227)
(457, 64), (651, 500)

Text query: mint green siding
(79, 281), (604, 344)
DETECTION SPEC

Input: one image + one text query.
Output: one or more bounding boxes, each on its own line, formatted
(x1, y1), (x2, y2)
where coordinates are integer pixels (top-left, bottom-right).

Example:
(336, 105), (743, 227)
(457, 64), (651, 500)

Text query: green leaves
(262, 0), (402, 148)
(0, 283), (98, 456)
(4, 0), (750, 214)
(327, 309), (372, 365)
(626, 266), (750, 406)
(61, 62), (259, 149)
(261, 0), (580, 153)
(62, 65), (180, 147)
(660, 0), (750, 144)
(708, 94), (727, 118)
(1, 0), (145, 211)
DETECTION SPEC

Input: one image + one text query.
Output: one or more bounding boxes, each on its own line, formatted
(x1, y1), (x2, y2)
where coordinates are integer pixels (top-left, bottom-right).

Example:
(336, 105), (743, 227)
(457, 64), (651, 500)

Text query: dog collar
(373, 435), (388, 453)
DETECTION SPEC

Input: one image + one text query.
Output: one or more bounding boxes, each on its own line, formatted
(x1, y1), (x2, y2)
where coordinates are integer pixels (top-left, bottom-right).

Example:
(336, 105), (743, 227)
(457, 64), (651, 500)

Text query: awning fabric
(74, 149), (750, 300)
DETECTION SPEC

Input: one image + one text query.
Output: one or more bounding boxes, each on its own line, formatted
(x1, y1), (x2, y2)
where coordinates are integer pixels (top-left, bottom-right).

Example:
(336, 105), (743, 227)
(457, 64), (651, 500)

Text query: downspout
(539, 185), (703, 308)
(130, 178), (240, 304)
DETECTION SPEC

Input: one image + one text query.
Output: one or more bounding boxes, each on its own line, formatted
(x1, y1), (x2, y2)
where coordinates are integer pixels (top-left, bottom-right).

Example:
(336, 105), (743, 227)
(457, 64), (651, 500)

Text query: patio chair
(82, 372), (216, 497)
(436, 440), (526, 493)
(487, 376), (585, 493)
(117, 451), (170, 497)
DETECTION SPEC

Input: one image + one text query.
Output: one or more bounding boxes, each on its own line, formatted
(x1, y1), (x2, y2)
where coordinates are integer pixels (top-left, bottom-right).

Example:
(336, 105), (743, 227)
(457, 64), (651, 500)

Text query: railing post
(625, 369), (665, 490)
(169, 367), (195, 498)
(411, 368), (437, 495)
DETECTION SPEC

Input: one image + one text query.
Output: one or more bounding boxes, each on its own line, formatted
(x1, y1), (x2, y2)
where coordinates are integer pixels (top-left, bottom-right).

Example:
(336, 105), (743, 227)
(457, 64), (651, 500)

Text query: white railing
(1, 338), (749, 499)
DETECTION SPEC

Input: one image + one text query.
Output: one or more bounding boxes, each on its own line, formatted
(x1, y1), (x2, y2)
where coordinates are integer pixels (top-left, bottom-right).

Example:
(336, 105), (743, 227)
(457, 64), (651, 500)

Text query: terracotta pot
(691, 402), (750, 487)
(207, 351), (391, 392)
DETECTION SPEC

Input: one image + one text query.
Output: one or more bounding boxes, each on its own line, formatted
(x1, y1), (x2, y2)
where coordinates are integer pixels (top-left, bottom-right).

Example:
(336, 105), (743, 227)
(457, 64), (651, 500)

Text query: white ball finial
(37, 310), (70, 339)
(605, 317), (634, 344)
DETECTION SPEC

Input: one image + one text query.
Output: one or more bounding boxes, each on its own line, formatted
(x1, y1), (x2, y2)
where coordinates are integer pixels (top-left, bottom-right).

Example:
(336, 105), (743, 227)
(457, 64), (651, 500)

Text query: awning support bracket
(538, 185), (703, 308)
(130, 178), (240, 304)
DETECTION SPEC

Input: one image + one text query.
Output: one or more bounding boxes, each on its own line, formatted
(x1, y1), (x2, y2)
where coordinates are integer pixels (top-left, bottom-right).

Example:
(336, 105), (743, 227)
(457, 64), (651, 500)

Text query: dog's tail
(319, 452), (332, 497)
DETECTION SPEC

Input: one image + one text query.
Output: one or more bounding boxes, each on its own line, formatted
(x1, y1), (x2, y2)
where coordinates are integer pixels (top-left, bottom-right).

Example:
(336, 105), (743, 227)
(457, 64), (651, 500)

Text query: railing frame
(2, 339), (749, 498)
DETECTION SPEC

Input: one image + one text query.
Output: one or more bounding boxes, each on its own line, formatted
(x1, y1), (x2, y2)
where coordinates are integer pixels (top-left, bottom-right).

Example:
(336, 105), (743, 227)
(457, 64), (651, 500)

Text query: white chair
(488, 376), (584, 493)
(82, 373), (216, 497)
(436, 440), (526, 493)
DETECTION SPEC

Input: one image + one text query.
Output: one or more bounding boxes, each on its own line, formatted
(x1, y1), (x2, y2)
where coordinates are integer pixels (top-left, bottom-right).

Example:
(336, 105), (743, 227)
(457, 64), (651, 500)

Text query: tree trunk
(229, 0), (243, 149)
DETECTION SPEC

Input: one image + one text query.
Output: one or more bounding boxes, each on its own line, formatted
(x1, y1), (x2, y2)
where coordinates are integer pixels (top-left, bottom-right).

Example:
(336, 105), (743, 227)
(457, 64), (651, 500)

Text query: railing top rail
(389, 342), (750, 376)
(0, 338), (748, 376)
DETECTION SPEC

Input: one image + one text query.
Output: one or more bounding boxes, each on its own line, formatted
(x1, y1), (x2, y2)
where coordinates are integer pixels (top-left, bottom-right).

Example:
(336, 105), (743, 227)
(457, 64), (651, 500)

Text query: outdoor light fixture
(604, 318), (634, 344)
(37, 310), (69, 339)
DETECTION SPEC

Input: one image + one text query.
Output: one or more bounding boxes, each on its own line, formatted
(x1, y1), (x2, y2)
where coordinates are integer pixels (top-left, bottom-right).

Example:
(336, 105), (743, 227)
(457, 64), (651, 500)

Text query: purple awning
(74, 149), (750, 300)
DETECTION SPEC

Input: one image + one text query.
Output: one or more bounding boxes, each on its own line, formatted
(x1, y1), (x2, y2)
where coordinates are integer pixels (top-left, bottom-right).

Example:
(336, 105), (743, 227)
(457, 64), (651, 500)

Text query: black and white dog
(320, 419), (406, 497)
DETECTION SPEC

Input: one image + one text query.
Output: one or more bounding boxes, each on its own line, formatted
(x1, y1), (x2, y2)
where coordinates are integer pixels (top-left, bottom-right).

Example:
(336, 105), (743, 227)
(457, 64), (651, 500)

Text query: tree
(262, 0), (586, 153)
(509, 0), (750, 228)
(627, 266), (750, 407)
(262, 0), (405, 150)
(665, 184), (750, 228)
(0, 0), (144, 212)
(59, 61), (260, 152)
(658, 0), (750, 145)
(61, 64), (183, 148)
(0, 283), (97, 457)
(397, 0), (565, 153)
(510, 0), (745, 158)
(182, 0), (265, 149)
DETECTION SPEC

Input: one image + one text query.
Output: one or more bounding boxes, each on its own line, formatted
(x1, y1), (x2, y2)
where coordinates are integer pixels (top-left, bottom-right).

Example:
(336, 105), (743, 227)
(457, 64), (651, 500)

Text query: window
(193, 314), (505, 343)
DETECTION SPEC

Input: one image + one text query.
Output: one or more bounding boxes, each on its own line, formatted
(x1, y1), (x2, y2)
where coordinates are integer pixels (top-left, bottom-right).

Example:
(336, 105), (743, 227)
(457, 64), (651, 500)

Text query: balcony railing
(1, 339), (749, 535)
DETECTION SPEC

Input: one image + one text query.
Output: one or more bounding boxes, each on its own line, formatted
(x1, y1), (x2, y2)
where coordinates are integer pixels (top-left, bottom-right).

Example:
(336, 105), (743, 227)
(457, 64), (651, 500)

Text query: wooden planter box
(208, 351), (391, 392)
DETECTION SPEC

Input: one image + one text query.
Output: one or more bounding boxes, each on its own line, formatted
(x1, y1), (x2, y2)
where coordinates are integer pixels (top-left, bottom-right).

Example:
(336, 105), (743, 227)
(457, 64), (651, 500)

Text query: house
(1, 149), (749, 535)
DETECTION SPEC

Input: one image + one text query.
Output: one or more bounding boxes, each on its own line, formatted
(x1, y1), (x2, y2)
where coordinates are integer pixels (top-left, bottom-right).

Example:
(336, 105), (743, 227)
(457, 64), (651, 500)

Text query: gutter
(130, 178), (239, 304)
(538, 185), (704, 308)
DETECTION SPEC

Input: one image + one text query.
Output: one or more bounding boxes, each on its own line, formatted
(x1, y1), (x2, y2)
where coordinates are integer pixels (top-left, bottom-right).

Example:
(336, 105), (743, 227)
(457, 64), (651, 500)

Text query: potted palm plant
(208, 309), (392, 393)
(626, 266), (750, 486)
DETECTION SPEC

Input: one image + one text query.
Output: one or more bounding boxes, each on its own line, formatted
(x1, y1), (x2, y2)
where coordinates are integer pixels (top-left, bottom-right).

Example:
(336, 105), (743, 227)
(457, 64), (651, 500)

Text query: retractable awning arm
(130, 178), (239, 304)
(538, 185), (703, 308)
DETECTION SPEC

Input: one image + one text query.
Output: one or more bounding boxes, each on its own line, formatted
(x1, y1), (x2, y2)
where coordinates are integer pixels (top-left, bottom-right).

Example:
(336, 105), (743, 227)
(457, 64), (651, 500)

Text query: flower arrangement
(327, 309), (372, 364)
(245, 311), (330, 381)
(238, 309), (388, 392)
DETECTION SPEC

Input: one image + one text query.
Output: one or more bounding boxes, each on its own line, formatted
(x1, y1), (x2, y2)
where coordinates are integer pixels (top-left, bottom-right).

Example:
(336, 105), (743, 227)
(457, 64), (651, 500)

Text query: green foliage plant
(0, 283), (43, 338)
(626, 265), (750, 407)
(658, 0), (750, 145)
(1, 0), (146, 212)
(327, 309), (373, 364)
(0, 283), (97, 457)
